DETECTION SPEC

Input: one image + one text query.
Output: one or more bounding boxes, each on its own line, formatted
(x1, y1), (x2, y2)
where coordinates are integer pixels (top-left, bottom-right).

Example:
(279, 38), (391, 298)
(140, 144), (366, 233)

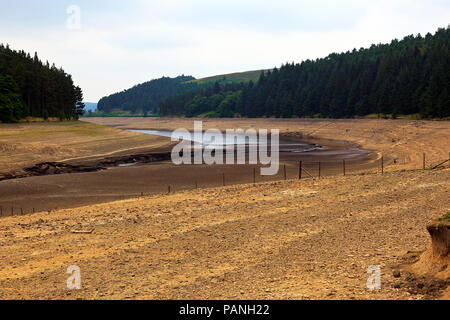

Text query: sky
(0, 0), (449, 102)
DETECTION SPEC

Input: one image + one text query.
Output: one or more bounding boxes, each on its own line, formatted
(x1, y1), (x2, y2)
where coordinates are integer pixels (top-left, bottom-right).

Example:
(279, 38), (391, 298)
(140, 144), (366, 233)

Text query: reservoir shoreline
(0, 120), (377, 216)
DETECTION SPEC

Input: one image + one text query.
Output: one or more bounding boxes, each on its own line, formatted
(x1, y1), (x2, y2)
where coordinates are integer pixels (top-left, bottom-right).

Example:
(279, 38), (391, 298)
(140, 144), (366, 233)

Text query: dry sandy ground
(0, 121), (172, 176)
(0, 118), (449, 300)
(0, 169), (448, 300)
(85, 117), (450, 170)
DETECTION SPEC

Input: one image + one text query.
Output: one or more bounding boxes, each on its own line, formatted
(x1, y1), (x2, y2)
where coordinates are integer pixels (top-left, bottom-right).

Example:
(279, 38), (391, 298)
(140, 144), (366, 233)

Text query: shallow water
(129, 129), (322, 153)
(118, 162), (140, 167)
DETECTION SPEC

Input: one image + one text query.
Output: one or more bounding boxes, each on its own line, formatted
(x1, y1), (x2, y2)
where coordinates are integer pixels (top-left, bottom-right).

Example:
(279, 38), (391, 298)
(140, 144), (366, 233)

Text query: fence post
(343, 160), (346, 176)
(381, 156), (384, 174)
(423, 153), (426, 170)
(284, 165), (287, 180)
(299, 161), (302, 180)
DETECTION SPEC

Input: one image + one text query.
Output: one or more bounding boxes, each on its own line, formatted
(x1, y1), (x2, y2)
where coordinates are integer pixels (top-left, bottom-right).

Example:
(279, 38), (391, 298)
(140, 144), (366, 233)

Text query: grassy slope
(186, 69), (270, 85)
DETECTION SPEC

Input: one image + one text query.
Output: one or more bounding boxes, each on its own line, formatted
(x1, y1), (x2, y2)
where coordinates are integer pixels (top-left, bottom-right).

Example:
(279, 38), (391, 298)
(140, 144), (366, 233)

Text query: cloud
(0, 0), (449, 101)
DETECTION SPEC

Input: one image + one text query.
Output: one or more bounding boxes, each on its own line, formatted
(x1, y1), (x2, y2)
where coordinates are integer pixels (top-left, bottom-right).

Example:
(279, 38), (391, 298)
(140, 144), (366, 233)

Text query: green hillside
(187, 69), (269, 85)
(160, 27), (449, 119)
(95, 70), (269, 115)
(97, 75), (197, 114)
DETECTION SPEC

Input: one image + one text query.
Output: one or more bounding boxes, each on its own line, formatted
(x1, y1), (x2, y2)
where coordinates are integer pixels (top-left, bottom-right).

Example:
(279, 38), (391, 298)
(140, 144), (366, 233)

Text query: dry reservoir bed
(0, 169), (448, 300)
(1, 118), (449, 215)
(0, 120), (379, 214)
(0, 118), (449, 299)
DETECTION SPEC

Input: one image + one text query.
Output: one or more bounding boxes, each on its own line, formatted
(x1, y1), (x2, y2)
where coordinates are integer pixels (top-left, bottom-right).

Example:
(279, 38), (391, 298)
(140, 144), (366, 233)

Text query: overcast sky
(1, 0), (449, 102)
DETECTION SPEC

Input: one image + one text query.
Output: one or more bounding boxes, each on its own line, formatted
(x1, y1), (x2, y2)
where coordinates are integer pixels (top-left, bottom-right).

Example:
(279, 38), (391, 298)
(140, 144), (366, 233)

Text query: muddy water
(129, 129), (323, 153)
(128, 129), (372, 162)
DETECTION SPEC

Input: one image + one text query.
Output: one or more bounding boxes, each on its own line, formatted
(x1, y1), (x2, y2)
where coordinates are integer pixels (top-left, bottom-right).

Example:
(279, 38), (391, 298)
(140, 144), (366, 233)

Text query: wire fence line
(1, 152), (449, 219)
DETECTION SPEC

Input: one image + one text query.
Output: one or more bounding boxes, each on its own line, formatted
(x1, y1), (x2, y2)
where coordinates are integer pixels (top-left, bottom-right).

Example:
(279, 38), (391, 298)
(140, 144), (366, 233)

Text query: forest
(159, 27), (449, 119)
(0, 44), (84, 123)
(97, 75), (198, 115)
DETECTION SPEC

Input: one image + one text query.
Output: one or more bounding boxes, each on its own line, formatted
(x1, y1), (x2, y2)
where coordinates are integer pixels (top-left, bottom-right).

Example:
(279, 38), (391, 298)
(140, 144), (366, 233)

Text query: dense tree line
(0, 44), (84, 122)
(159, 82), (245, 117)
(159, 27), (449, 119)
(97, 76), (198, 114)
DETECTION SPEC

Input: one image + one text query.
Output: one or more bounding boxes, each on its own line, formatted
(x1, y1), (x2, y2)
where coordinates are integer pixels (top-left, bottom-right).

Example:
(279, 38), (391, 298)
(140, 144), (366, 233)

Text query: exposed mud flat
(0, 163), (101, 181)
(24, 162), (102, 178)
(0, 152), (173, 181)
(0, 126), (377, 215)
(0, 150), (377, 216)
(84, 117), (450, 171)
(0, 169), (448, 300)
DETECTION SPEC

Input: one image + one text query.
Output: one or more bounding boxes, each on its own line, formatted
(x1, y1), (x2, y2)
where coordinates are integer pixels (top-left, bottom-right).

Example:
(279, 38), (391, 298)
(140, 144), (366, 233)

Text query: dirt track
(0, 169), (448, 300)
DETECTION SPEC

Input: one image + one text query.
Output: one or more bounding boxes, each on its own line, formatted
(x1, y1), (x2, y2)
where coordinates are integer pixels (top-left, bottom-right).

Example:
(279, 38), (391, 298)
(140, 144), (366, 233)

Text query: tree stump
(426, 220), (450, 257)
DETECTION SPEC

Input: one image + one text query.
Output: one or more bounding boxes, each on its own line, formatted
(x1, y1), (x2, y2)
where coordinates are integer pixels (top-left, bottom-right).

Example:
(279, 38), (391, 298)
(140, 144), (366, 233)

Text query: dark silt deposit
(0, 152), (173, 181)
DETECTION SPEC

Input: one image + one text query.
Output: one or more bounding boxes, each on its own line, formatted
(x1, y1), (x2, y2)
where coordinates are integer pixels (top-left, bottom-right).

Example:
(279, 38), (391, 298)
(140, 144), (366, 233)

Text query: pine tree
(74, 86), (85, 118)
(0, 75), (24, 122)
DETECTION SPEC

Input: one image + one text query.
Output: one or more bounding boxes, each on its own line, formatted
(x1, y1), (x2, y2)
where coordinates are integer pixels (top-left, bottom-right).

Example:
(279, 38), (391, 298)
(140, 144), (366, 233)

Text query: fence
(1, 151), (449, 218)
(111, 152), (450, 195)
